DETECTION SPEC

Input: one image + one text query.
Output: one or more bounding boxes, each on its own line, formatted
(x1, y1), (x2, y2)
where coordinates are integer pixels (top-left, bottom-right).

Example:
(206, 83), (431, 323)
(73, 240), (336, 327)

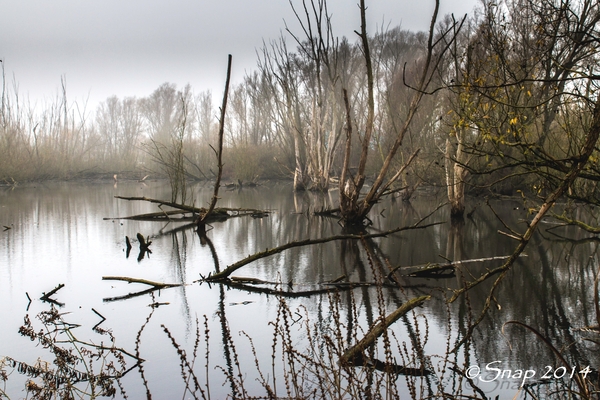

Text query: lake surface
(0, 180), (598, 399)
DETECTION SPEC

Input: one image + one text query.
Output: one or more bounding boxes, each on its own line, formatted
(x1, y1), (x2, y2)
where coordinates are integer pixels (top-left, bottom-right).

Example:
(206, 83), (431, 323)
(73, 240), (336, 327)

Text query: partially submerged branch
(113, 196), (200, 213)
(102, 276), (182, 302)
(390, 254), (527, 279)
(206, 220), (442, 281)
(222, 278), (352, 298)
(40, 284), (65, 307)
(103, 276), (181, 288)
(107, 195), (268, 222)
(340, 295), (431, 369)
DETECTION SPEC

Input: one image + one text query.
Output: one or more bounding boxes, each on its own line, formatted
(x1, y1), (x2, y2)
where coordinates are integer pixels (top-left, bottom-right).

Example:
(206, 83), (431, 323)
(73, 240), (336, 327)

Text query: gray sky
(0, 0), (477, 111)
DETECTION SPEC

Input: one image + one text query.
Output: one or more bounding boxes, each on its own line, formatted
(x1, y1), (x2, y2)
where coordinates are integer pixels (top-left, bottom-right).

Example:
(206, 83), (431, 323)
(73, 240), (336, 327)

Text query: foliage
(443, 0), (600, 204)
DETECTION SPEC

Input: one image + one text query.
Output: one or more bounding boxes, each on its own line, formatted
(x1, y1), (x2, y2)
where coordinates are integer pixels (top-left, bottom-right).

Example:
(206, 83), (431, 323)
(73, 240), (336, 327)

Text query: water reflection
(0, 182), (598, 398)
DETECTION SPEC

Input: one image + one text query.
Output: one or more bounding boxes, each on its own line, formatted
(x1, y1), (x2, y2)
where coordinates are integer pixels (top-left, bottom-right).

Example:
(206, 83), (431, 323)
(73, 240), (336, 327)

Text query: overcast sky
(0, 0), (477, 111)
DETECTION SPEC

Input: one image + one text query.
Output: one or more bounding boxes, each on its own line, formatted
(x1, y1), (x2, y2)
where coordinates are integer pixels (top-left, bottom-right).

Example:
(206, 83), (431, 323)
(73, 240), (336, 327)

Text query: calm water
(0, 180), (598, 398)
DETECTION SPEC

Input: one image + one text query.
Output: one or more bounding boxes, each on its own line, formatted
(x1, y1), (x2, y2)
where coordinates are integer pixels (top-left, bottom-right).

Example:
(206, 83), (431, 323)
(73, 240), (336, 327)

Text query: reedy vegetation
(3, 272), (598, 399)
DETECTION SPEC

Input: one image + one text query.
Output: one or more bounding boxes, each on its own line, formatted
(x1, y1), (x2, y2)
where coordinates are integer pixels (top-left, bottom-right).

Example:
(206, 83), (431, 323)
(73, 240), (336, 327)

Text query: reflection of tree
(445, 218), (465, 264)
(170, 230), (194, 334)
(474, 228), (599, 382)
(197, 226), (220, 272)
(217, 284), (242, 398)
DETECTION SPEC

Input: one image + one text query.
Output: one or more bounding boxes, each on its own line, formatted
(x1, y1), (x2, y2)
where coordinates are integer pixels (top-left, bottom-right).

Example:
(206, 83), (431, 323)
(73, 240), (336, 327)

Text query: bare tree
(141, 83), (195, 203)
(258, 38), (309, 191)
(339, 0), (464, 227)
(96, 96), (143, 170)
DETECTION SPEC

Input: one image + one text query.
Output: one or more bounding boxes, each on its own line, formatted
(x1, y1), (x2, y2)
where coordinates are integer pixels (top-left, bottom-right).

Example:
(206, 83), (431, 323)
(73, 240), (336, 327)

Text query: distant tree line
(0, 0), (598, 221)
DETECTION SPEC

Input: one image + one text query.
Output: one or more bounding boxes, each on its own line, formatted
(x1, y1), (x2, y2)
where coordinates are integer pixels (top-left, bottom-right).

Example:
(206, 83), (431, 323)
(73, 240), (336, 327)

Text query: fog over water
(0, 0), (477, 108)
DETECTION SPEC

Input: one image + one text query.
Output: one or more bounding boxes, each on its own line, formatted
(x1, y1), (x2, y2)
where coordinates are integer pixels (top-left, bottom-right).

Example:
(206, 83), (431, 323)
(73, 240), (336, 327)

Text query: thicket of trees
(1, 0), (598, 222)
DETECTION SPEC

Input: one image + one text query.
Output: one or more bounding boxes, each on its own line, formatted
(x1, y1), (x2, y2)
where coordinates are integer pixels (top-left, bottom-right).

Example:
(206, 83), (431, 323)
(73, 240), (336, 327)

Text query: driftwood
(211, 276), (428, 296)
(92, 308), (106, 330)
(387, 254), (526, 280)
(40, 284), (65, 307)
(103, 276), (180, 288)
(205, 221), (442, 281)
(106, 196), (268, 223)
(341, 295), (431, 370)
(323, 281), (429, 290)
(116, 209), (192, 221)
(125, 236), (132, 250)
(133, 233), (153, 261)
(102, 276), (182, 302)
(114, 196), (200, 213)
(361, 358), (433, 376)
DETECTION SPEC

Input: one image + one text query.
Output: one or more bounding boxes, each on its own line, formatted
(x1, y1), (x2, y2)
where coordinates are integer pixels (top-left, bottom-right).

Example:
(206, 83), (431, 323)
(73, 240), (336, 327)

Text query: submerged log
(223, 279), (350, 298)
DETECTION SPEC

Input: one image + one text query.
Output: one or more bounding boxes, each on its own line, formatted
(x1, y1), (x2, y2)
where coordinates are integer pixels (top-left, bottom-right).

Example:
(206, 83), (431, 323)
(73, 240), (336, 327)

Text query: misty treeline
(1, 0), (599, 217)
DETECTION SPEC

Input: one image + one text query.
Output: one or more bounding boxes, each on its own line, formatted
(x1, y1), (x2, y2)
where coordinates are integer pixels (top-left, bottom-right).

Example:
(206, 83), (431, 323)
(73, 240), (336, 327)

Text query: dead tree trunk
(445, 137), (468, 218)
(339, 0), (463, 227)
(198, 54), (232, 227)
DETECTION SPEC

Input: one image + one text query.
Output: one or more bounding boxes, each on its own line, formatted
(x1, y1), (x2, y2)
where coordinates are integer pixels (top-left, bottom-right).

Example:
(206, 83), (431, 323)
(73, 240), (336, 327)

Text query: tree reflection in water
(1, 183), (598, 398)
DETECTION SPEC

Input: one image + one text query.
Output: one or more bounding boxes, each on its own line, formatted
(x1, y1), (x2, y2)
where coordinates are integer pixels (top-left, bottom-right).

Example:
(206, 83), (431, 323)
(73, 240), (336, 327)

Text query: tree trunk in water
(293, 166), (306, 192)
(292, 128), (306, 191)
(445, 138), (468, 219)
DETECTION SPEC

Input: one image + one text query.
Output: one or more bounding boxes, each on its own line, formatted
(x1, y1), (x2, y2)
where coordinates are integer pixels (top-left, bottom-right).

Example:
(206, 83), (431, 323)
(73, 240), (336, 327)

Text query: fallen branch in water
(114, 196), (200, 213)
(205, 221), (442, 281)
(388, 254), (527, 280)
(136, 233), (152, 249)
(106, 196), (268, 222)
(223, 280), (352, 298)
(40, 284), (65, 307)
(102, 276), (182, 302)
(103, 276), (181, 288)
(341, 295), (432, 374)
